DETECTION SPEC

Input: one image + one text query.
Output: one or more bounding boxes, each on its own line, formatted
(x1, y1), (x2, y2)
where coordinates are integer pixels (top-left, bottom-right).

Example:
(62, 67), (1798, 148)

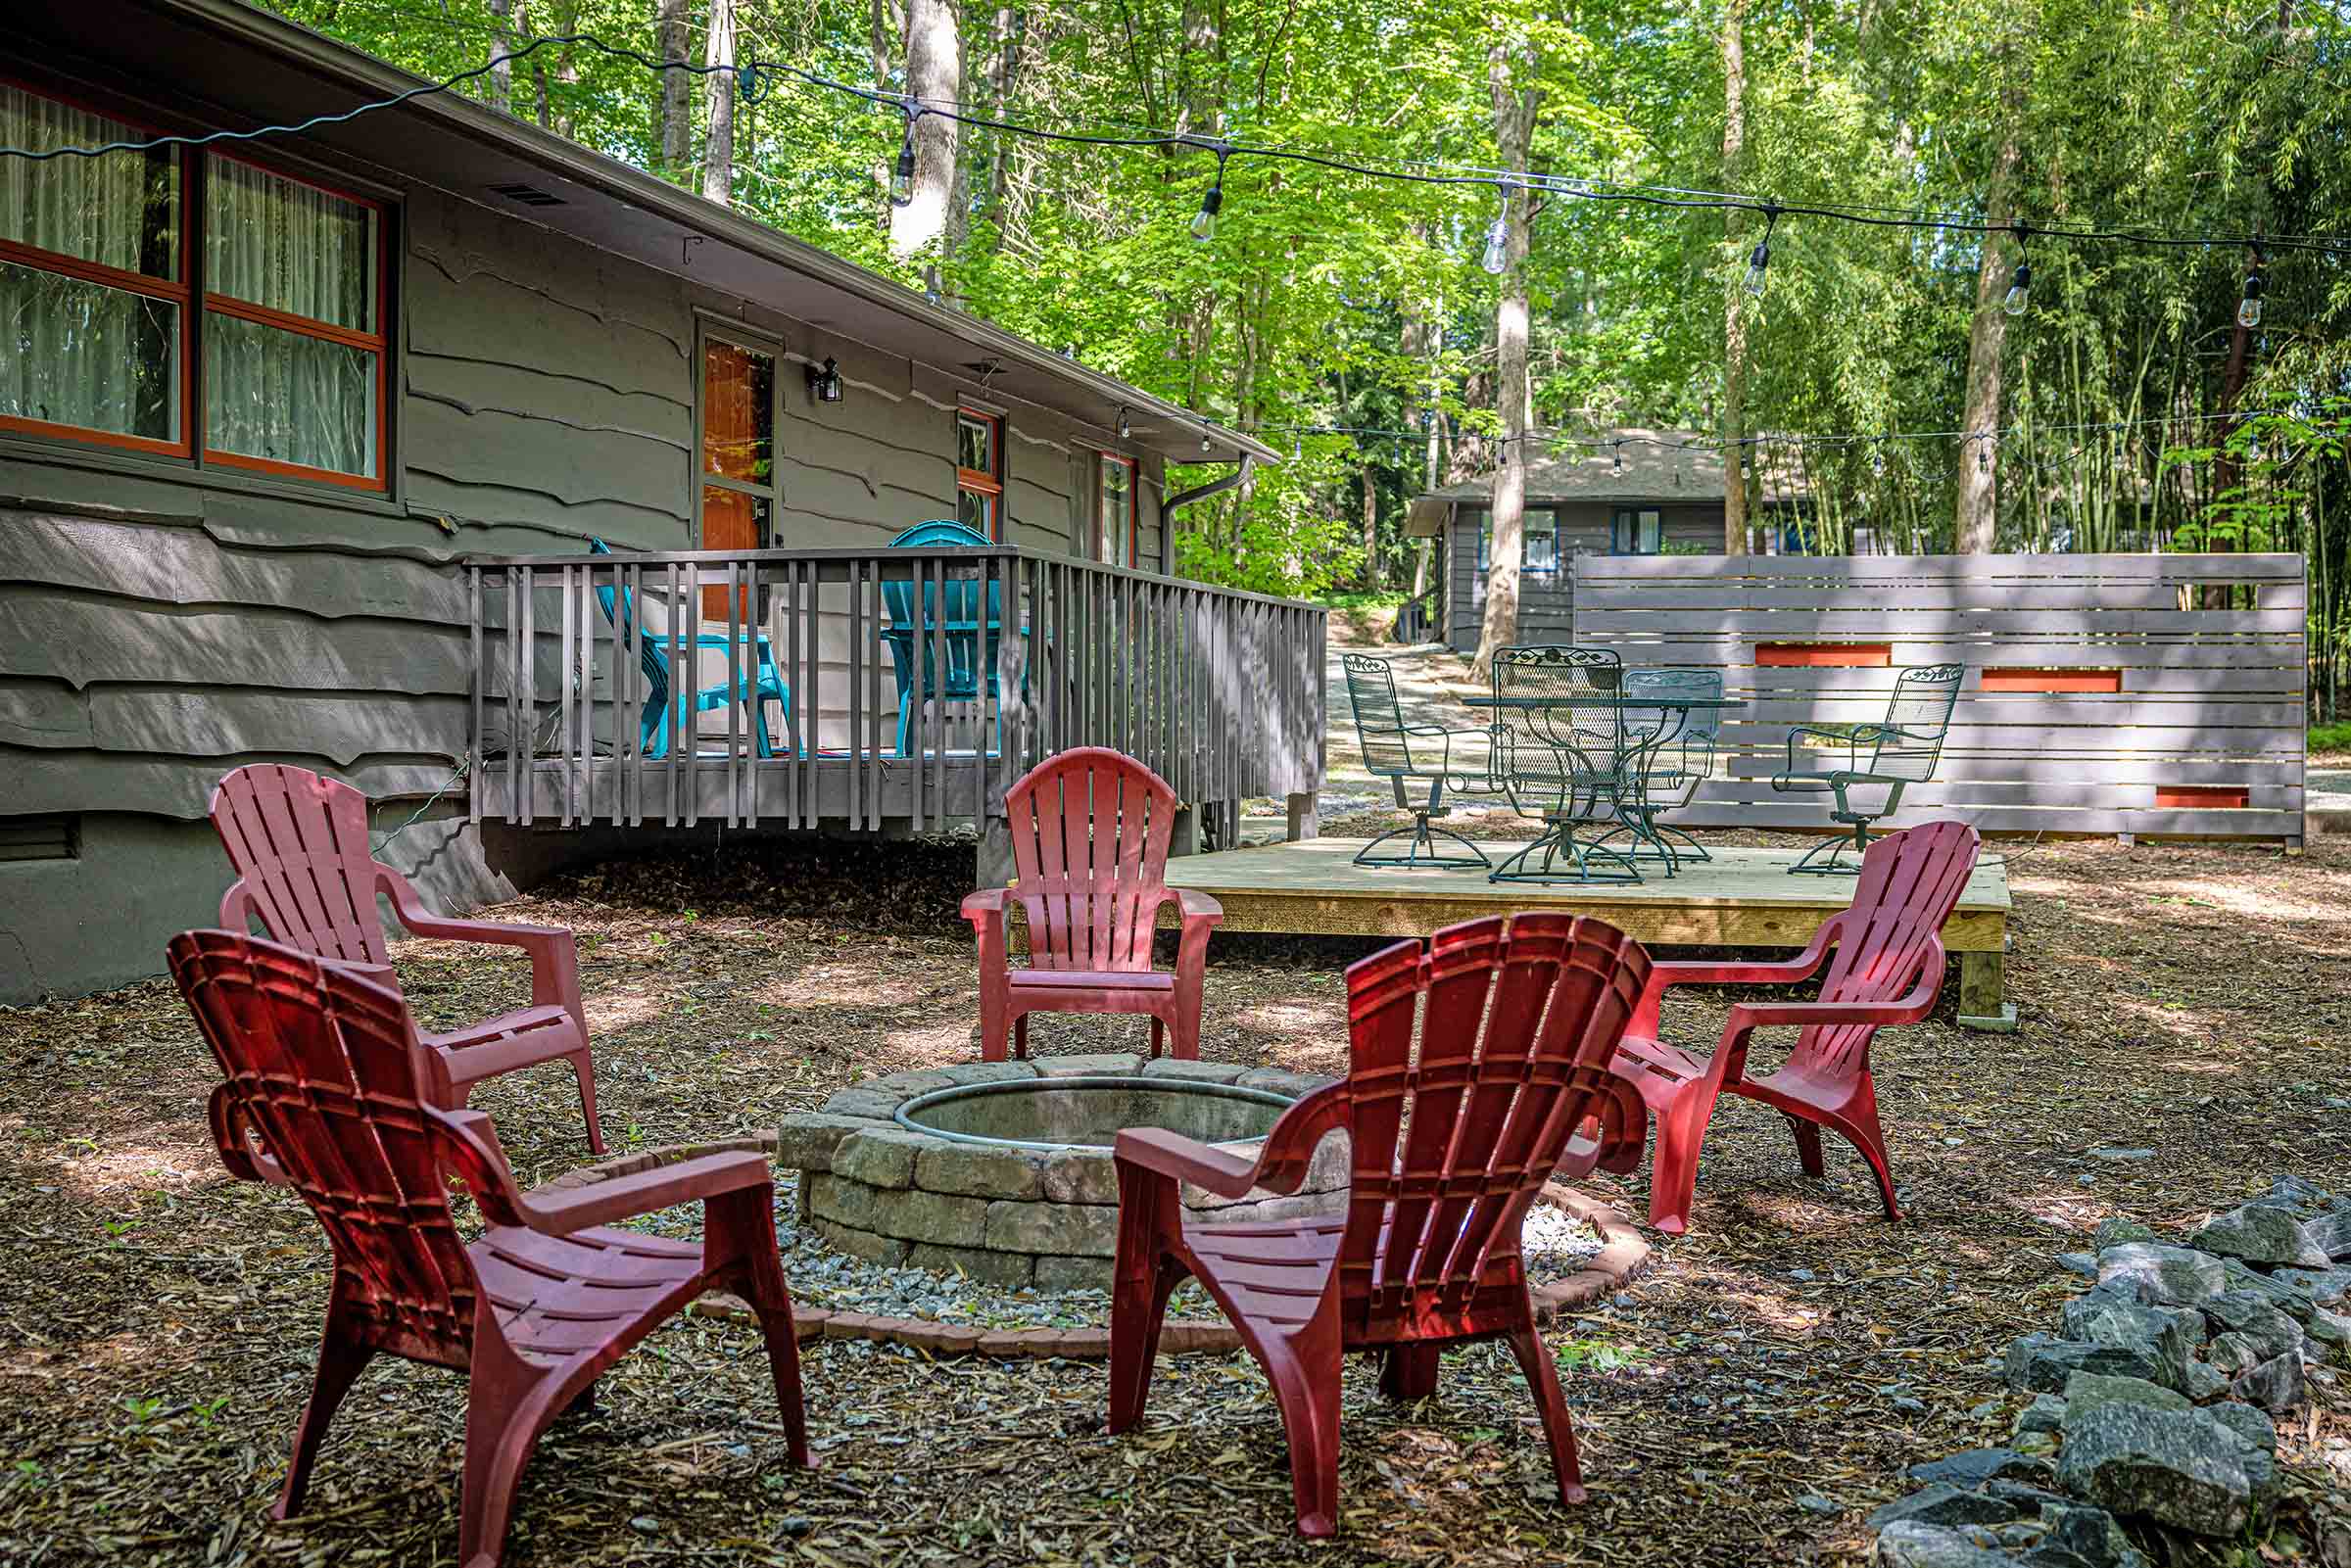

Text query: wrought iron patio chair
(1600, 667), (1725, 871)
(1488, 645), (1643, 884)
(1339, 651), (1497, 869)
(1771, 662), (1965, 875)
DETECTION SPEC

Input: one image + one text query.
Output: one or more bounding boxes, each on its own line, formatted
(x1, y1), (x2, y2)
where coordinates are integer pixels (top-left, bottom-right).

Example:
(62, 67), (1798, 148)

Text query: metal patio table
(1463, 689), (1746, 882)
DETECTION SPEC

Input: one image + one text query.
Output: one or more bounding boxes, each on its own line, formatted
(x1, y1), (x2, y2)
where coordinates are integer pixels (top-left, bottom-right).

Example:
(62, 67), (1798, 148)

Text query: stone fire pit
(775, 1054), (1348, 1292)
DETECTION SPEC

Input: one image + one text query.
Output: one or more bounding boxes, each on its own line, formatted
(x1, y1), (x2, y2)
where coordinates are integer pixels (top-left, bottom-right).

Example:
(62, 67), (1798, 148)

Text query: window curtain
(203, 158), (375, 476)
(0, 87), (178, 440)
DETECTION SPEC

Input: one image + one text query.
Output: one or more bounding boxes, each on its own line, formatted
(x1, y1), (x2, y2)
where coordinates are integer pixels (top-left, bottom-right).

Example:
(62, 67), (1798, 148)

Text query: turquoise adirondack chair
(587, 539), (791, 758)
(880, 519), (1008, 757)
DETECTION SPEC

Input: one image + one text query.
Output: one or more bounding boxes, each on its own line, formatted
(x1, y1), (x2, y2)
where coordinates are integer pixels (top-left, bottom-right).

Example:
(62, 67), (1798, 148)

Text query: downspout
(1159, 453), (1255, 573)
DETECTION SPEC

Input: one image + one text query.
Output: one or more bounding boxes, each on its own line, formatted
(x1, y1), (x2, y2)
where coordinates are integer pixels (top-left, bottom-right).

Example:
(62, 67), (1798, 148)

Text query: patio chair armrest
(1555, 1069), (1648, 1180)
(519, 1151), (776, 1236)
(1116, 1081), (1350, 1199)
(208, 1085), (291, 1186)
(217, 879), (262, 935)
(1626, 921), (1841, 1038)
(1722, 940), (1944, 1035)
(377, 868), (583, 1014)
(1172, 888), (1223, 927)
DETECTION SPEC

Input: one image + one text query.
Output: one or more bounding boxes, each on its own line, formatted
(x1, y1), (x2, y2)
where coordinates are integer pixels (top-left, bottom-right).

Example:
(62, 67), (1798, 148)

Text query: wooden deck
(1166, 838), (2016, 1031)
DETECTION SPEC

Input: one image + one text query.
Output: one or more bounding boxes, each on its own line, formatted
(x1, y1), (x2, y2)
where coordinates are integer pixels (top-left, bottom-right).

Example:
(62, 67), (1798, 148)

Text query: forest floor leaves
(0, 830), (2345, 1566)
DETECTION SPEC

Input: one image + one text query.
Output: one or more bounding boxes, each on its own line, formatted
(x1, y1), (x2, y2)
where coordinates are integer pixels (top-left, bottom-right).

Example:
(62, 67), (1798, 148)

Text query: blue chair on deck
(587, 538), (790, 758)
(880, 519), (1007, 757)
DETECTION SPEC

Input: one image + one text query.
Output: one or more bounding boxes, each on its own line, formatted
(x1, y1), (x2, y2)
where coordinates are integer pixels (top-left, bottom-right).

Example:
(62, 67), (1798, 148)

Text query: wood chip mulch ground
(1, 829), (2345, 1567)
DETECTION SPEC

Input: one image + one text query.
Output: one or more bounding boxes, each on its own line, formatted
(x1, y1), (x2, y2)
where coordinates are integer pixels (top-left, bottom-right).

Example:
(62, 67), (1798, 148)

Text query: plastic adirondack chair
(169, 930), (812, 1568)
(587, 538), (790, 759)
(961, 747), (1221, 1062)
(1610, 819), (1982, 1235)
(1107, 913), (1655, 1538)
(210, 763), (604, 1154)
(880, 519), (1004, 756)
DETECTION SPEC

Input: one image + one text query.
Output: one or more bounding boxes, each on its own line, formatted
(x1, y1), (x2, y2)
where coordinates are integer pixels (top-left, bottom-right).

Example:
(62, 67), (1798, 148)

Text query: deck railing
(462, 545), (1327, 838)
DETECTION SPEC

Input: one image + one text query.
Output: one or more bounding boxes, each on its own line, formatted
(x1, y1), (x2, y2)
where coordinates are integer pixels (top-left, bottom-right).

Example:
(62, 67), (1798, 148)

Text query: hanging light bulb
(1191, 145), (1228, 243)
(1612, 441), (1623, 478)
(1292, 435), (1302, 461)
(1116, 407), (1131, 441)
(1200, 432), (1212, 453)
(2237, 248), (2265, 330)
(890, 110), (918, 207)
(1978, 435), (1991, 474)
(1745, 204), (1780, 298)
(2002, 223), (2032, 315)
(1481, 182), (1511, 275)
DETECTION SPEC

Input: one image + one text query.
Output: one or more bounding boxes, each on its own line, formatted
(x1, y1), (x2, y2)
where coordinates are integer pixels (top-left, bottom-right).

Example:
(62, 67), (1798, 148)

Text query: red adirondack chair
(1108, 913), (1655, 1537)
(169, 930), (813, 1568)
(210, 763), (603, 1153)
(1611, 819), (1982, 1236)
(961, 747), (1222, 1062)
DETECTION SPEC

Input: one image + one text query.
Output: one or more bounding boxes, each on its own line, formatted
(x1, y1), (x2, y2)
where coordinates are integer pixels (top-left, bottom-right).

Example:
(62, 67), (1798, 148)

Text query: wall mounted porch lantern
(808, 356), (844, 403)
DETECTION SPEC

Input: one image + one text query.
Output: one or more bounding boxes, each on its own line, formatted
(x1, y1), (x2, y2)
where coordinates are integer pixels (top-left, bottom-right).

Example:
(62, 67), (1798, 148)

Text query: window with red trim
(1097, 451), (1137, 567)
(956, 408), (1004, 540)
(0, 81), (389, 492)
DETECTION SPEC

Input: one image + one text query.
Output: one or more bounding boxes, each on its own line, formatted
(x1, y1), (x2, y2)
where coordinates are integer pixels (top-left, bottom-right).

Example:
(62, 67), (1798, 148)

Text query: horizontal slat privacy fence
(1571, 552), (2305, 844)
(462, 546), (1326, 840)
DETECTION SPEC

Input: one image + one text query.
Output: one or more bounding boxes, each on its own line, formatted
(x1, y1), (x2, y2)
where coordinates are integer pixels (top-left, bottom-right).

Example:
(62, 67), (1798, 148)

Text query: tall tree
(891, 0), (961, 261)
(1476, 40), (1539, 670)
(655, 0), (692, 176)
(1955, 38), (2027, 553)
(701, 0), (738, 207)
(1719, 0), (1751, 556)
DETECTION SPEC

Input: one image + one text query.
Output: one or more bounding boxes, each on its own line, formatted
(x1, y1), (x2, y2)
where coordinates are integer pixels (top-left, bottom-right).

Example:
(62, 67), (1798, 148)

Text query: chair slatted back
(210, 764), (391, 967)
(170, 930), (485, 1365)
(1795, 821), (1981, 1075)
(1865, 663), (1965, 783)
(1335, 915), (1653, 1334)
(1341, 653), (1416, 779)
(1002, 748), (1178, 974)
(884, 519), (998, 628)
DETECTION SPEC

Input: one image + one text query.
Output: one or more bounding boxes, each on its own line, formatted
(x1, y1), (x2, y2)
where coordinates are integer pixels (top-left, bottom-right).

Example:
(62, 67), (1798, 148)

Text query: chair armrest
(1173, 887), (1223, 926)
(1115, 1080), (1350, 1200)
(519, 1151), (776, 1235)
(1723, 939), (1944, 1036)
(376, 868), (582, 1015)
(209, 1086), (290, 1186)
(1626, 919), (1842, 1039)
(218, 879), (262, 934)
(961, 885), (1011, 927)
(1781, 724), (1860, 780)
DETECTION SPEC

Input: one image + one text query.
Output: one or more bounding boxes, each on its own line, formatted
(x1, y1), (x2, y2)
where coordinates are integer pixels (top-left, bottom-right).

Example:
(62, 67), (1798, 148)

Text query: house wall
(1445, 500), (1726, 651)
(0, 107), (1176, 1002)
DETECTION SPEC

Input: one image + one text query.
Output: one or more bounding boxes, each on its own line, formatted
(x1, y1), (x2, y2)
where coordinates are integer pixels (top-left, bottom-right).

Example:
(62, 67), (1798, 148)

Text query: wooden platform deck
(1166, 838), (2017, 1031)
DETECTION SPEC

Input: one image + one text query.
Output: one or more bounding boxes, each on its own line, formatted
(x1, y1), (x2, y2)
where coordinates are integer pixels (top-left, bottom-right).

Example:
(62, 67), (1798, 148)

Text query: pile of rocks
(1873, 1175), (2350, 1567)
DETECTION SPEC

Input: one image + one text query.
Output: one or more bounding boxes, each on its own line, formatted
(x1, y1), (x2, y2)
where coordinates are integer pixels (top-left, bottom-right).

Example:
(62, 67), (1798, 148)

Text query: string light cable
(7, 29), (2349, 263)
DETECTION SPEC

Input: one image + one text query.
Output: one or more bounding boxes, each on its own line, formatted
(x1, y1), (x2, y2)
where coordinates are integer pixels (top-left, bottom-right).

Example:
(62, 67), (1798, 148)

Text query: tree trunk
(656, 0), (692, 175)
(1475, 44), (1539, 671)
(891, 0), (961, 260)
(1719, 0), (1751, 556)
(701, 0), (737, 207)
(1955, 98), (2024, 552)
(486, 0), (516, 114)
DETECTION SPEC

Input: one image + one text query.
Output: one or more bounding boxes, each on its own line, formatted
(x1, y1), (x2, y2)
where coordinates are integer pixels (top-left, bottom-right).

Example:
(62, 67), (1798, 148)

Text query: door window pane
(1099, 457), (1133, 566)
(204, 310), (374, 475)
(0, 88), (178, 278)
(702, 340), (774, 486)
(957, 411), (996, 476)
(0, 261), (178, 441)
(957, 487), (996, 539)
(700, 486), (773, 620)
(206, 158), (374, 330)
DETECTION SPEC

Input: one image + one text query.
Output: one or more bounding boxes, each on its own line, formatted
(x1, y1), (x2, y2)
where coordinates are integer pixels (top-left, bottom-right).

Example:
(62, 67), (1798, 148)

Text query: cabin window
(696, 333), (778, 618)
(0, 86), (186, 455)
(1097, 451), (1136, 568)
(0, 83), (390, 491)
(1610, 507), (1663, 554)
(956, 408), (1004, 540)
(202, 157), (386, 488)
(1471, 507), (1557, 573)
